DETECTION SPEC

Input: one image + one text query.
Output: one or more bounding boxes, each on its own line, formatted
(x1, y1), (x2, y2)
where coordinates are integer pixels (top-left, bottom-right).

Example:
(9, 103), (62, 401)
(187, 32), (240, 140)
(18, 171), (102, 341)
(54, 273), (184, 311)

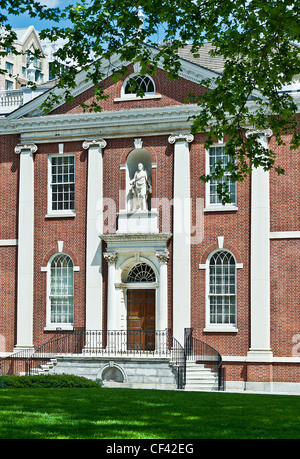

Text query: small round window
(127, 263), (156, 282)
(124, 74), (155, 96)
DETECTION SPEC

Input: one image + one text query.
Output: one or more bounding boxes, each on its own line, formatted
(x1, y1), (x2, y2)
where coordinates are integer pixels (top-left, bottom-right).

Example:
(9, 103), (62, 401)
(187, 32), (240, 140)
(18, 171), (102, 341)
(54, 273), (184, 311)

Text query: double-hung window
(49, 155), (75, 215)
(207, 145), (237, 208)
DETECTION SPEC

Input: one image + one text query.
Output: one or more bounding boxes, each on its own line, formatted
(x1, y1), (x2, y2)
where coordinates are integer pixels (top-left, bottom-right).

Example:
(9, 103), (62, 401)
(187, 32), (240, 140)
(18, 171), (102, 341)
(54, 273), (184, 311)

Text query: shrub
(0, 374), (102, 389)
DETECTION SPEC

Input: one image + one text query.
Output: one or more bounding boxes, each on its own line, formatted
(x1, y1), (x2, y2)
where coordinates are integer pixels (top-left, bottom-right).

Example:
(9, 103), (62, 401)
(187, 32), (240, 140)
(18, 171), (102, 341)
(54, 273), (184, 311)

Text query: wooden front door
(127, 289), (155, 350)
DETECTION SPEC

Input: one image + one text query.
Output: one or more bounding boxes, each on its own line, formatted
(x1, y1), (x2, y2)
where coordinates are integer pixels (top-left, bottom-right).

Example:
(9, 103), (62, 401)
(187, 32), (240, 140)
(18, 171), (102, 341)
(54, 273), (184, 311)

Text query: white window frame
(114, 73), (161, 102)
(44, 253), (75, 331)
(47, 154), (76, 218)
(5, 61), (13, 74)
(5, 80), (13, 90)
(204, 142), (238, 212)
(202, 249), (239, 333)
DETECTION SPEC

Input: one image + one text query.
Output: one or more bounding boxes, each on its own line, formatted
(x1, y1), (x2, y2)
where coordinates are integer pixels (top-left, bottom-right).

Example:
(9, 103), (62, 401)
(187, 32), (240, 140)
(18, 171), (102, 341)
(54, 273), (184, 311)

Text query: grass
(0, 388), (299, 439)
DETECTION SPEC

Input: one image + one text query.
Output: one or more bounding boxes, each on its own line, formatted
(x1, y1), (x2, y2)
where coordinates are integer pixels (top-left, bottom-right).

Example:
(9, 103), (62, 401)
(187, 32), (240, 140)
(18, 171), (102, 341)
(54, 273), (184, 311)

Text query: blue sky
(5, 0), (72, 31)
(5, 2), (164, 45)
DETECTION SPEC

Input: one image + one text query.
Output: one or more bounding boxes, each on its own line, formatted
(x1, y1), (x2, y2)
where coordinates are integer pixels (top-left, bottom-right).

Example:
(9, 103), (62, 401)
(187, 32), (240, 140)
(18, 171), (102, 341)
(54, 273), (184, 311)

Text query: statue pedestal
(117, 210), (159, 234)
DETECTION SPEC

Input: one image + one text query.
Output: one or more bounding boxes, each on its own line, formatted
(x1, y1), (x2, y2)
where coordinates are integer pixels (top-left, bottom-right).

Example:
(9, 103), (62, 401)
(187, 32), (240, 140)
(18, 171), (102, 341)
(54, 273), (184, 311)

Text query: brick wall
(0, 134), (20, 239)
(270, 131), (300, 232)
(51, 65), (207, 116)
(0, 246), (17, 352)
(33, 141), (87, 346)
(189, 134), (251, 357)
(0, 134), (19, 352)
(270, 239), (300, 357)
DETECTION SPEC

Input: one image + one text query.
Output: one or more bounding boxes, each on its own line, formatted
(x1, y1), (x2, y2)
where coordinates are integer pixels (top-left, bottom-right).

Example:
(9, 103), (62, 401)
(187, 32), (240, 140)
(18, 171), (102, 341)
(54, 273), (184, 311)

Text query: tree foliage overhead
(1, 0), (299, 200)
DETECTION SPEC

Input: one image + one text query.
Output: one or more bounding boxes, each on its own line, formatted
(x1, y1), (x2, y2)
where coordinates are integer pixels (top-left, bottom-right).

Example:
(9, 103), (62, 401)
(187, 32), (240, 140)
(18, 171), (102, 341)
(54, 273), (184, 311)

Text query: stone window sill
(114, 94), (162, 102)
(204, 206), (238, 213)
(44, 325), (74, 331)
(203, 325), (238, 333)
(45, 212), (76, 218)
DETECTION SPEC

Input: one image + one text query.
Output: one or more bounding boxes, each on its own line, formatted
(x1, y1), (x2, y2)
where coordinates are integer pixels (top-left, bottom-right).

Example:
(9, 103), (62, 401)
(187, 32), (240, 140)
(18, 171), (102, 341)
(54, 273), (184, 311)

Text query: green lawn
(0, 388), (299, 439)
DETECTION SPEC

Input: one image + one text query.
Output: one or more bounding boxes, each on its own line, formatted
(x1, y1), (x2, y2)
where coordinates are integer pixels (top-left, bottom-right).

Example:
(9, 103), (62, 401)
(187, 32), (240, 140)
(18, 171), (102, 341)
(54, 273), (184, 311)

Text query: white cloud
(41, 0), (61, 7)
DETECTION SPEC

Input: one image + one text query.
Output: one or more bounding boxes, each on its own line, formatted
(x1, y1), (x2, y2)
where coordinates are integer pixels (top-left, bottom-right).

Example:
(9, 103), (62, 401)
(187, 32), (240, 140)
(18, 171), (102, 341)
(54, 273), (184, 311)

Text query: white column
(14, 143), (37, 352)
(168, 133), (194, 345)
(247, 129), (273, 360)
(156, 249), (169, 331)
(83, 139), (107, 331)
(103, 252), (118, 330)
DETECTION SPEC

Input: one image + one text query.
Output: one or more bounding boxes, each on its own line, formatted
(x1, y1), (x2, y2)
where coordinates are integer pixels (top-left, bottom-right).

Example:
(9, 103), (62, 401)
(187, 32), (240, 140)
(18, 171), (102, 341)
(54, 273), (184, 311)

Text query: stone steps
(25, 359), (57, 375)
(185, 362), (219, 391)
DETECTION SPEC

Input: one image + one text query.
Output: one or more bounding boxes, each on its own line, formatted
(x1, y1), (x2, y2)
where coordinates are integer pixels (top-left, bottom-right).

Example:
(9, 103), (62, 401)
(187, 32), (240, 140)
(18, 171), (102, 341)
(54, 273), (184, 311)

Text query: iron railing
(0, 347), (32, 377)
(0, 329), (186, 389)
(184, 328), (225, 391)
(168, 333), (186, 389)
(0, 330), (84, 377)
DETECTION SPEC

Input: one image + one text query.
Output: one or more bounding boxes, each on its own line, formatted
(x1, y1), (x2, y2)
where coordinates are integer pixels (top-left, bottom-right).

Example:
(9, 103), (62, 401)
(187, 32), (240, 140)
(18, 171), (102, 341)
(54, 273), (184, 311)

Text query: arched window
(49, 254), (74, 324)
(122, 74), (155, 98)
(208, 250), (236, 326)
(127, 263), (156, 283)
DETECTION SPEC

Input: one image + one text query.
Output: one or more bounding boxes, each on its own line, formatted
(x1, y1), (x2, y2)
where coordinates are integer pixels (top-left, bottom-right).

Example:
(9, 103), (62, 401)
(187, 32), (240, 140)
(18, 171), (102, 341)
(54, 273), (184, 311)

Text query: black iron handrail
(26, 329), (85, 375)
(184, 328), (225, 391)
(0, 347), (34, 376)
(167, 333), (186, 389)
(0, 330), (81, 376)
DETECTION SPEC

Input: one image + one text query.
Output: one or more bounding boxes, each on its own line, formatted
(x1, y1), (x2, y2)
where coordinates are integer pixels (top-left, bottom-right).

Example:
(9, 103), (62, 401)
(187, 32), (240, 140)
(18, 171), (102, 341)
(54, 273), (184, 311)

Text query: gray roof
(177, 43), (224, 73)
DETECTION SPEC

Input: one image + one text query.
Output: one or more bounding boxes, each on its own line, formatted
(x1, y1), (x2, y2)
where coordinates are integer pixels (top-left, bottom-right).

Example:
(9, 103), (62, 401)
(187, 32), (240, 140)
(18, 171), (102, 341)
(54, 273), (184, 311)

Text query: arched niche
(126, 148), (153, 211)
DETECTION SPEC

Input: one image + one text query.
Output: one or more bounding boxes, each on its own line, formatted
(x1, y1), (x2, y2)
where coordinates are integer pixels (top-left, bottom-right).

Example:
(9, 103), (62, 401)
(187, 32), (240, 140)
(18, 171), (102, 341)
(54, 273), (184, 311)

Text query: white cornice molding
(101, 233), (172, 242)
(3, 95), (285, 136)
(100, 233), (172, 250)
(3, 105), (200, 141)
(2, 95), (299, 142)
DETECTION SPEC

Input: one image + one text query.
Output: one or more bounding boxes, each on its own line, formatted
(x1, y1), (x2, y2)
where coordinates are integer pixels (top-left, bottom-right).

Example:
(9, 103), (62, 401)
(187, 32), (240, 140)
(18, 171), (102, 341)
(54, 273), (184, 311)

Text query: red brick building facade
(0, 48), (299, 392)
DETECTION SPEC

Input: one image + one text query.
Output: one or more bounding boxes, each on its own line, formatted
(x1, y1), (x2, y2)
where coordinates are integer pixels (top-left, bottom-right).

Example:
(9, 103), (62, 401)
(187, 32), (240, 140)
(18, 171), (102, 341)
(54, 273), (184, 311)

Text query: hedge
(0, 374), (102, 389)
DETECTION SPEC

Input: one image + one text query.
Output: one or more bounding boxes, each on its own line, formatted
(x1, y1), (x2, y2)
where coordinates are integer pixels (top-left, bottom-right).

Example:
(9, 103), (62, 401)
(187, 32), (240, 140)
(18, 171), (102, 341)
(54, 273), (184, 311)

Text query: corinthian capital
(168, 133), (194, 144)
(156, 249), (169, 265)
(14, 144), (38, 154)
(82, 139), (107, 150)
(103, 252), (118, 265)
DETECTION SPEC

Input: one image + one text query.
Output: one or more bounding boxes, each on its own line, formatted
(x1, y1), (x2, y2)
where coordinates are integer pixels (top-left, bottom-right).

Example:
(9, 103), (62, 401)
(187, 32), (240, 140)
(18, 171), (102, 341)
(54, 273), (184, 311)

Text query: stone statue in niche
(129, 163), (152, 211)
